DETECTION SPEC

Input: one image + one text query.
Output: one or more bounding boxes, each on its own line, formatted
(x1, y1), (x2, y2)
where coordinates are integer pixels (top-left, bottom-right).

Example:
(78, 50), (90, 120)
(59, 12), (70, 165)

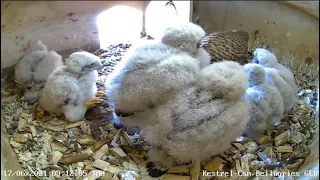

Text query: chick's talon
(84, 98), (104, 108)
(96, 91), (105, 97)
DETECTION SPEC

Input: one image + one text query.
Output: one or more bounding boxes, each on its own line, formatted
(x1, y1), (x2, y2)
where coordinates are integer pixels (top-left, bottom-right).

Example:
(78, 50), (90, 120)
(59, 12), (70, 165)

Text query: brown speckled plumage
(200, 30), (249, 65)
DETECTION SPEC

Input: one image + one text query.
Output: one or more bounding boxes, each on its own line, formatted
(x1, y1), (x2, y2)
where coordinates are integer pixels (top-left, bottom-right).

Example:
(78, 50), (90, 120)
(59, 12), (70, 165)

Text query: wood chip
(264, 146), (275, 159)
(51, 141), (68, 152)
(60, 149), (93, 164)
(29, 126), (37, 137)
(10, 139), (22, 148)
(111, 129), (122, 147)
(77, 137), (97, 145)
(291, 132), (303, 144)
(256, 135), (272, 144)
(98, 172), (114, 180)
(190, 159), (200, 180)
(84, 165), (95, 171)
(235, 160), (241, 173)
(93, 144), (109, 160)
(232, 143), (246, 151)
(203, 157), (225, 172)
(162, 174), (191, 180)
(106, 165), (123, 175)
(140, 151), (148, 159)
(137, 160), (148, 169)
(274, 130), (290, 146)
(78, 162), (85, 167)
(52, 151), (63, 164)
(17, 118), (27, 131)
(93, 139), (108, 152)
(110, 147), (127, 157)
(240, 155), (249, 172)
(122, 160), (139, 172)
(276, 146), (293, 153)
(244, 141), (258, 153)
(80, 122), (91, 134)
(53, 135), (68, 145)
(91, 159), (111, 171)
(120, 135), (129, 146)
(130, 156), (143, 167)
(121, 131), (135, 147)
(128, 153), (144, 159)
(49, 165), (63, 171)
(105, 123), (115, 130)
(45, 125), (63, 132)
(287, 159), (304, 171)
(277, 153), (282, 161)
(20, 112), (32, 119)
(66, 121), (85, 129)
(13, 133), (29, 143)
(250, 160), (264, 170)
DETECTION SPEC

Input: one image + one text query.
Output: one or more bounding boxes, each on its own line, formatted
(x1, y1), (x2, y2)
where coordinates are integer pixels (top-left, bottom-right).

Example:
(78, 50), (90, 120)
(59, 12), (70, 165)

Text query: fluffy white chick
(252, 48), (298, 94)
(141, 61), (249, 175)
(38, 51), (103, 122)
(244, 63), (285, 139)
(105, 24), (210, 128)
(14, 41), (63, 103)
(161, 22), (205, 54)
(106, 43), (202, 126)
(264, 67), (296, 113)
(161, 22), (211, 67)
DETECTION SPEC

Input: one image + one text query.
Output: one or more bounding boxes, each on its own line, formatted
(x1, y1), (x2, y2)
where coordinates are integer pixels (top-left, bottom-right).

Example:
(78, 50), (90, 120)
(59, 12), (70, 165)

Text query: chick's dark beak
(89, 62), (102, 71)
(252, 57), (258, 64)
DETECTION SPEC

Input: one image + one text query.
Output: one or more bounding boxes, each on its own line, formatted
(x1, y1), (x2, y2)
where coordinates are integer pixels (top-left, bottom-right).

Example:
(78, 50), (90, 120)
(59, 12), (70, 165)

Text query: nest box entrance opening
(96, 1), (190, 49)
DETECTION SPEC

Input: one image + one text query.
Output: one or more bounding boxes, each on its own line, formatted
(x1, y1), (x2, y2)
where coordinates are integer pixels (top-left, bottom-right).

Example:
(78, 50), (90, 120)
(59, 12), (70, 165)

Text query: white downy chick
(14, 41), (63, 103)
(39, 51), (102, 122)
(161, 22), (205, 54)
(105, 24), (210, 127)
(264, 67), (296, 113)
(244, 63), (285, 139)
(161, 22), (211, 67)
(252, 48), (298, 94)
(142, 61), (249, 170)
(106, 43), (202, 127)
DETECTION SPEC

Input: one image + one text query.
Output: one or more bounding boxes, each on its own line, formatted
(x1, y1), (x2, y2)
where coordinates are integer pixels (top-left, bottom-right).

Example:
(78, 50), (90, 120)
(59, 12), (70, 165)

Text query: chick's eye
(90, 63), (95, 66)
